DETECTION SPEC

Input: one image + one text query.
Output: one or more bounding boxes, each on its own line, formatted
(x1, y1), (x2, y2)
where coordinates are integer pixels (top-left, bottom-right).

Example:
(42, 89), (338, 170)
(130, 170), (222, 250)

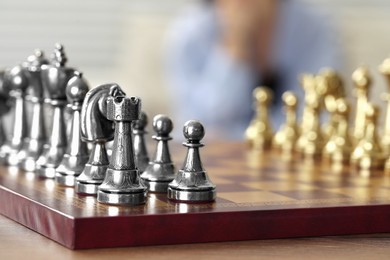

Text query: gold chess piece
(351, 103), (385, 170)
(295, 77), (325, 157)
(352, 66), (372, 143)
(379, 57), (390, 155)
(299, 73), (317, 134)
(323, 98), (353, 163)
(273, 91), (299, 152)
(245, 86), (273, 149)
(317, 69), (345, 140)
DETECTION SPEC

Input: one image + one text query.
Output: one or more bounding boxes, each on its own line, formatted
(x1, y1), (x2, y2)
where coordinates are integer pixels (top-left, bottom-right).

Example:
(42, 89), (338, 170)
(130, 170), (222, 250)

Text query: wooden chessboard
(1, 142), (390, 250)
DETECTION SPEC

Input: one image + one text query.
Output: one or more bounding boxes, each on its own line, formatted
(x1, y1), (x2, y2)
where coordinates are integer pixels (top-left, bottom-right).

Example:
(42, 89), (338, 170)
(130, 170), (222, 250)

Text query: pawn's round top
(133, 111), (148, 130)
(352, 66), (371, 89)
(153, 114), (173, 136)
(183, 120), (205, 142)
(66, 71), (89, 104)
(336, 98), (349, 115)
(253, 87), (272, 104)
(282, 91), (297, 108)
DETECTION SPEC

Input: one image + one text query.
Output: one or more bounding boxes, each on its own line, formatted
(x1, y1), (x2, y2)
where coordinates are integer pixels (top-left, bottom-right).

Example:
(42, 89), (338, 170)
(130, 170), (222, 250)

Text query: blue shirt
(165, 1), (343, 140)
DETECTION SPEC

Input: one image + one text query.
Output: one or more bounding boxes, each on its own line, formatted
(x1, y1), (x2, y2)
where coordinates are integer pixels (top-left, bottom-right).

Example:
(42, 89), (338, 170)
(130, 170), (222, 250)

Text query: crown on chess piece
(168, 120), (216, 202)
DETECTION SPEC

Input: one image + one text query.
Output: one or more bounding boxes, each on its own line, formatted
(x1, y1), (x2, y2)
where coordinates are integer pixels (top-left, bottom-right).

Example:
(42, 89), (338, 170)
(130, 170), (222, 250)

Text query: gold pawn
(352, 66), (372, 143)
(323, 98), (353, 163)
(245, 87), (273, 149)
(379, 57), (390, 155)
(351, 103), (385, 170)
(273, 91), (299, 152)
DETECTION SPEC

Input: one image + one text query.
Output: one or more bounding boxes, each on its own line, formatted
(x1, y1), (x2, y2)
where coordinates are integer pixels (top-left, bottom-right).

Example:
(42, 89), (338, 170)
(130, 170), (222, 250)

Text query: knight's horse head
(81, 84), (126, 143)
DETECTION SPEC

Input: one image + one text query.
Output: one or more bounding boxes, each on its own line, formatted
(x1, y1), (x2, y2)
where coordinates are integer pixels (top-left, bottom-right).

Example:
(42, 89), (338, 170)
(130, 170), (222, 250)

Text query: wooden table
(1, 215), (390, 260)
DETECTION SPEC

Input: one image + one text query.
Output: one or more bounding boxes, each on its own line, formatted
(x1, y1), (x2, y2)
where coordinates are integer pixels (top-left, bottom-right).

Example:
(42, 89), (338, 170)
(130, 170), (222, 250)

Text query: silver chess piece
(0, 65), (29, 165)
(133, 111), (150, 173)
(76, 84), (125, 195)
(97, 95), (147, 205)
(17, 50), (49, 171)
(0, 70), (11, 147)
(36, 43), (76, 178)
(168, 120), (216, 202)
(55, 71), (89, 186)
(140, 115), (175, 192)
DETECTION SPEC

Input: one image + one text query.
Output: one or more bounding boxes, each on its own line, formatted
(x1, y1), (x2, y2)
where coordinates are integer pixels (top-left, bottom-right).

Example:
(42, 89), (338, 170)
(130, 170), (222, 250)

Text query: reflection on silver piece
(36, 43), (75, 178)
(0, 65), (29, 165)
(18, 50), (49, 171)
(76, 84), (125, 195)
(168, 120), (216, 202)
(97, 95), (147, 205)
(133, 111), (149, 173)
(55, 72), (89, 186)
(141, 115), (175, 193)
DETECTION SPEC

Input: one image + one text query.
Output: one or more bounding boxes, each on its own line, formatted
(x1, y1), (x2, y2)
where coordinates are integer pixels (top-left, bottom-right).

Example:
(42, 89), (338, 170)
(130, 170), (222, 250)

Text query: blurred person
(165, 0), (343, 140)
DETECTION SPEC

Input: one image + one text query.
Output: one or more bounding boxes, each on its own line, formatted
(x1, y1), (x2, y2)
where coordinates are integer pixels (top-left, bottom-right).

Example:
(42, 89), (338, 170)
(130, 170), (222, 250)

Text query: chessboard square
(326, 187), (390, 200)
(209, 176), (234, 185)
(242, 181), (315, 191)
(223, 175), (279, 182)
(273, 189), (350, 200)
(218, 191), (296, 203)
(216, 183), (262, 192)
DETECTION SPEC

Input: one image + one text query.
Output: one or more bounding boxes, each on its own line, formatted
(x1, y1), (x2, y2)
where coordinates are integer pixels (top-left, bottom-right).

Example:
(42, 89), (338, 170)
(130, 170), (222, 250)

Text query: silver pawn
(0, 65), (29, 165)
(55, 72), (89, 186)
(76, 84), (125, 195)
(132, 111), (150, 172)
(36, 43), (75, 178)
(18, 50), (49, 171)
(97, 95), (147, 205)
(141, 115), (175, 192)
(168, 120), (216, 202)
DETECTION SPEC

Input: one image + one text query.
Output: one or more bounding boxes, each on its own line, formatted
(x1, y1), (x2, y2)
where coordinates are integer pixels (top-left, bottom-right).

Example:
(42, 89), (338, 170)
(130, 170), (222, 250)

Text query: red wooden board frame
(1, 142), (390, 249)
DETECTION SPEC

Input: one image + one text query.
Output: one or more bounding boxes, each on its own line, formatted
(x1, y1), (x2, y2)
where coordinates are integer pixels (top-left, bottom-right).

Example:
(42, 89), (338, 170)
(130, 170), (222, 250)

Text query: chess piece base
(21, 157), (38, 172)
(76, 182), (101, 195)
(142, 179), (171, 193)
(36, 166), (56, 179)
(167, 187), (216, 202)
(97, 190), (147, 205)
(55, 173), (77, 187)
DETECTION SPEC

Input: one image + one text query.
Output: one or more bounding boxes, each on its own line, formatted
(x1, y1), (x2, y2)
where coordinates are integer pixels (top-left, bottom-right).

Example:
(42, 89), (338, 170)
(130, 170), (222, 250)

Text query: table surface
(1, 215), (390, 260)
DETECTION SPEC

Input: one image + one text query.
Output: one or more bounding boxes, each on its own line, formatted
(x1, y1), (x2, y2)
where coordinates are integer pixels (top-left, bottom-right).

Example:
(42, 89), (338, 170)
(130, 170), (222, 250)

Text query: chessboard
(1, 141), (390, 250)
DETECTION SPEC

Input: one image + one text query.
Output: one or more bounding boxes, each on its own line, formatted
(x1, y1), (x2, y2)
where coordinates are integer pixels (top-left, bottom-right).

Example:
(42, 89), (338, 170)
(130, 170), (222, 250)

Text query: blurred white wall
(0, 0), (390, 124)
